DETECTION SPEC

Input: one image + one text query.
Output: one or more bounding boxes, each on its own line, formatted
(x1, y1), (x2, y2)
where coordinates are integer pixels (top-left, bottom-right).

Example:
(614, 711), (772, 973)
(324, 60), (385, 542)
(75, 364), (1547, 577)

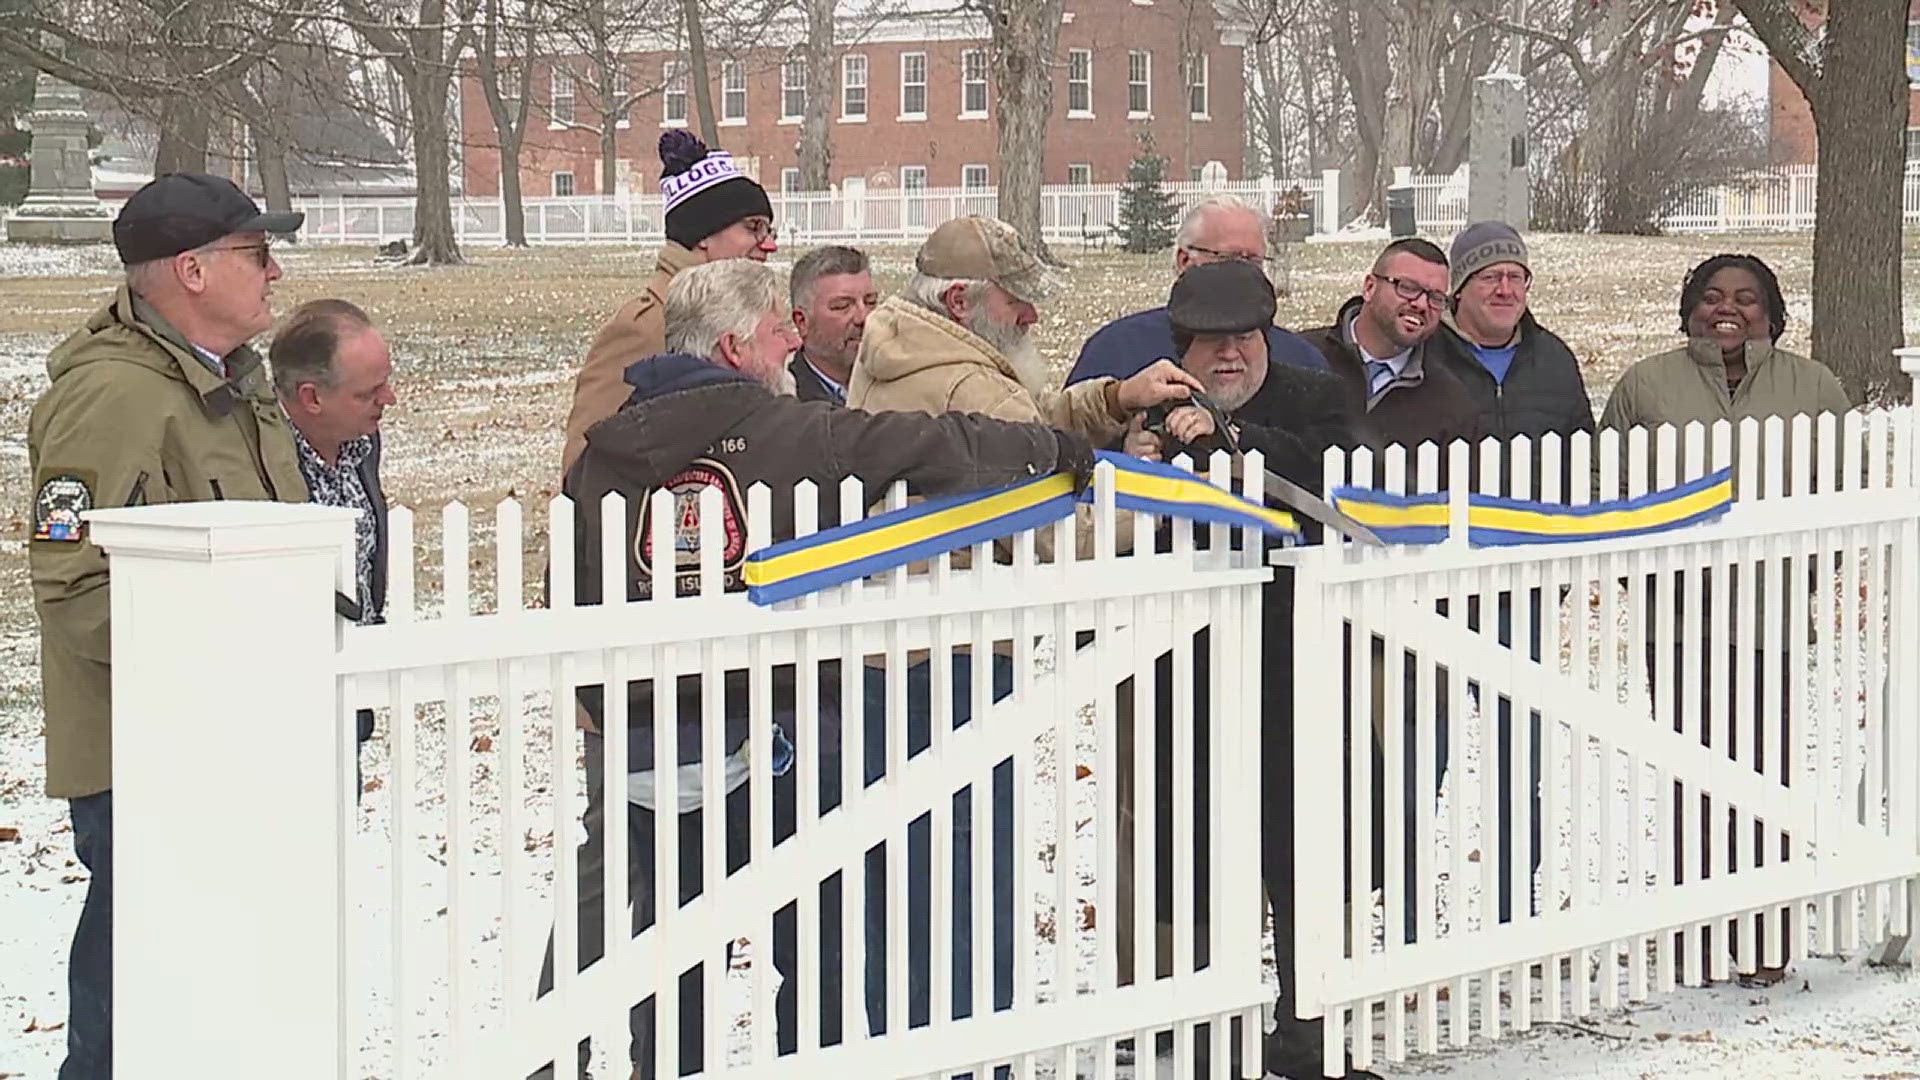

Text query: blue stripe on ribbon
(1330, 486), (1450, 545)
(1093, 451), (1300, 538)
(1466, 467), (1734, 547)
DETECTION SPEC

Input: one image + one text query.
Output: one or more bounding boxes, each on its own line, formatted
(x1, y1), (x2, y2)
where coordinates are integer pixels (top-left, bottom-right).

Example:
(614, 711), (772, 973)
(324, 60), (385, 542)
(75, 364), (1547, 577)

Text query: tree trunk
(154, 96), (210, 174)
(251, 127), (293, 217)
(989, 0), (1063, 263)
(1256, 32), (1288, 178)
(407, 65), (464, 264)
(500, 130), (528, 245)
(799, 0), (835, 189)
(1807, 1), (1907, 403)
(600, 103), (618, 196)
(681, 0), (718, 145)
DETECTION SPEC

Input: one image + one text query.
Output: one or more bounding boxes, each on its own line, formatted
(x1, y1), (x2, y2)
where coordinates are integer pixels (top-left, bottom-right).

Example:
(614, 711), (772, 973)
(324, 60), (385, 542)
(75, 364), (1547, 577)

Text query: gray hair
(1173, 194), (1268, 266)
(124, 258), (172, 297)
(789, 245), (870, 309)
(665, 259), (786, 360)
(269, 299), (375, 399)
(903, 272), (990, 317)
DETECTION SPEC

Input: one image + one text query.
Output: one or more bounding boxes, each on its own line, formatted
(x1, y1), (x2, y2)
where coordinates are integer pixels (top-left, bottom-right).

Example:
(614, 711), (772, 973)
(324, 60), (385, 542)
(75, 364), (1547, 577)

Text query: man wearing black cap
(27, 171), (307, 1079)
(1125, 260), (1374, 1080)
(562, 131), (777, 474)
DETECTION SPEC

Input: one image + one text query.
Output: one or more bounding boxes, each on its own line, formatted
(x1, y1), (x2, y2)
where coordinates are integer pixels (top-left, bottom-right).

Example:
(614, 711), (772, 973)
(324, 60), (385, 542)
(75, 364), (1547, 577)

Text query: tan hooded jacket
(848, 296), (1131, 561)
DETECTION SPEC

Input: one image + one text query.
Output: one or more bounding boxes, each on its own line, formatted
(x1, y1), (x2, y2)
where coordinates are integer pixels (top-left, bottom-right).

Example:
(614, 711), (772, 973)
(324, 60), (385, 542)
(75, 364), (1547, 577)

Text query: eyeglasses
(203, 241), (274, 269)
(741, 218), (778, 243)
(1470, 268), (1531, 290)
(1184, 244), (1271, 268)
(1371, 273), (1448, 310)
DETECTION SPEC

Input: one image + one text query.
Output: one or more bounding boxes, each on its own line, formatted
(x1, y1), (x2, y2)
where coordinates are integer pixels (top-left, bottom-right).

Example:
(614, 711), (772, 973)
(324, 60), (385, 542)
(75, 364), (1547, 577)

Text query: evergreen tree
(1116, 134), (1177, 254)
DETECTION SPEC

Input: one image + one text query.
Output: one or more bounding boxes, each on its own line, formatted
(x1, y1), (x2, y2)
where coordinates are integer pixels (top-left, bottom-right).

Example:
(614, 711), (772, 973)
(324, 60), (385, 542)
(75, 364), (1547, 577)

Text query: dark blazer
(789, 351), (846, 405)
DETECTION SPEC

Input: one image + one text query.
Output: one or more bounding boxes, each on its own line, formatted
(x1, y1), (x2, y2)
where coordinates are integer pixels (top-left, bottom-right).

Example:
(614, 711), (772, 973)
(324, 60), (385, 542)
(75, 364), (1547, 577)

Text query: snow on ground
(6, 234), (1920, 1078)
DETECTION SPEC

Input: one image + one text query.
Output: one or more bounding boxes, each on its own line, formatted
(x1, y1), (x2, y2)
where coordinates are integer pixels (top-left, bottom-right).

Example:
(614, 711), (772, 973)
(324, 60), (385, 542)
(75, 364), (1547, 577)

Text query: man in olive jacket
(561, 130), (778, 474)
(28, 173), (306, 1080)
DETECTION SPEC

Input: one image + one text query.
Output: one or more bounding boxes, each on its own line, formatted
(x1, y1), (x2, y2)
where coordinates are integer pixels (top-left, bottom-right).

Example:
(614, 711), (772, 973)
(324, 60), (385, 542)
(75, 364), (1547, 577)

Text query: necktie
(1366, 359), (1395, 397)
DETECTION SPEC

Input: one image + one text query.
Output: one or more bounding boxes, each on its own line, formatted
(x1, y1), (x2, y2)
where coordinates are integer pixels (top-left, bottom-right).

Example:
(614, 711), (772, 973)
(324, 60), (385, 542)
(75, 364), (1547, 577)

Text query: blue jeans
(858, 653), (1016, 1034)
(61, 791), (113, 1080)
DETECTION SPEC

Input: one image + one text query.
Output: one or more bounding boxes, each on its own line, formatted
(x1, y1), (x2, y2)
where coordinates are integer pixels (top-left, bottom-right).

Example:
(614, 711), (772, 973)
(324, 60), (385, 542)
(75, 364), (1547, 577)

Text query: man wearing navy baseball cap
(29, 172), (308, 1079)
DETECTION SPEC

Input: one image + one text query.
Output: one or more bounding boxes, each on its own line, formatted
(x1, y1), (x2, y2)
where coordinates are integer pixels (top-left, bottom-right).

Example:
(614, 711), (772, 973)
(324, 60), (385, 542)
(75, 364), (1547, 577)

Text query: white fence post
(87, 501), (357, 1079)
(1321, 168), (1341, 233)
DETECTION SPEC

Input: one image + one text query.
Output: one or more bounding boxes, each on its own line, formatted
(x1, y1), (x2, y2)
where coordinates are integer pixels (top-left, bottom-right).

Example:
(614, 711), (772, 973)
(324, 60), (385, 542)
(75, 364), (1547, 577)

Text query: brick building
(1765, 0), (1920, 164)
(458, 0), (1250, 199)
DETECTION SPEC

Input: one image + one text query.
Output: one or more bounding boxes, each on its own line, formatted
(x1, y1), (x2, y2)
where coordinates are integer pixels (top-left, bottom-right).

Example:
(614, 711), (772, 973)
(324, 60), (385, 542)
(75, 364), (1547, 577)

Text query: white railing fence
(1287, 410), (1920, 1075)
(91, 456), (1274, 1079)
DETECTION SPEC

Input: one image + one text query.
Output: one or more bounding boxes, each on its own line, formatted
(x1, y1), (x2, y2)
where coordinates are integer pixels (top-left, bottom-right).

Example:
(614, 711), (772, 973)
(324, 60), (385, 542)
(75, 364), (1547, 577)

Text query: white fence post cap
(85, 502), (358, 560)
(1896, 346), (1920, 378)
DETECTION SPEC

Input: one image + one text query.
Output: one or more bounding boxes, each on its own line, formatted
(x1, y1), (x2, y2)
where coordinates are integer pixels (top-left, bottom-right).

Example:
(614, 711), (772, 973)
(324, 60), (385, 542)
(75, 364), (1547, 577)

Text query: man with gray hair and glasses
(1067, 193), (1325, 387)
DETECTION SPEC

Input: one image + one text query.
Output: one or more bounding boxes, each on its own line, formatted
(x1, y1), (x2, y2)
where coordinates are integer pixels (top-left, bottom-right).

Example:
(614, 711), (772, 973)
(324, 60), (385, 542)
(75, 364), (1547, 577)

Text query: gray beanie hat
(1448, 221), (1529, 295)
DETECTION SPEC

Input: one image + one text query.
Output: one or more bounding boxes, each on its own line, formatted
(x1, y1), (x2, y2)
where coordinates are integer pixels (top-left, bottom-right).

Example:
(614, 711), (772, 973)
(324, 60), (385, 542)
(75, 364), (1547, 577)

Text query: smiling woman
(1597, 252), (1850, 443)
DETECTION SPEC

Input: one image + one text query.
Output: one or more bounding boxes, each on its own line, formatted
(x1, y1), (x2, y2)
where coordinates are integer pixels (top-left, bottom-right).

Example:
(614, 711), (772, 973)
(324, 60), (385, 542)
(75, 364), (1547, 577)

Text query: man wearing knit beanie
(561, 131), (778, 473)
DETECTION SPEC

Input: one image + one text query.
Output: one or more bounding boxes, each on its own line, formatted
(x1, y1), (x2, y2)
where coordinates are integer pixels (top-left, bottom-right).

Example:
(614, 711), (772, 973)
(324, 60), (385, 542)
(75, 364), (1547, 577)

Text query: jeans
(535, 652), (1015, 1076)
(61, 791), (113, 1080)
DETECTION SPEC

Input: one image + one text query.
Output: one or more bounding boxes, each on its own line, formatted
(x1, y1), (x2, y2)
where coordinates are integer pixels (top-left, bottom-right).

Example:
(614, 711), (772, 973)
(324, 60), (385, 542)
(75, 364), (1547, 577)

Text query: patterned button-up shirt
(290, 422), (378, 624)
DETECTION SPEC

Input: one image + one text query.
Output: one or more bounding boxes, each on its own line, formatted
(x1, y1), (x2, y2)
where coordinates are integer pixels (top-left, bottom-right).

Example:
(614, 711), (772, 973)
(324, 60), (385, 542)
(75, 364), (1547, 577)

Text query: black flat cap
(1167, 259), (1277, 337)
(113, 172), (305, 266)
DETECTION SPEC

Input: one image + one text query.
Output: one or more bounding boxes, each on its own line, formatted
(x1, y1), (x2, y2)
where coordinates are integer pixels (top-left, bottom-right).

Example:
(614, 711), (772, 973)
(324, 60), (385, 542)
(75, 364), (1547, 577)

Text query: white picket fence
(90, 398), (1920, 1078)
(1289, 410), (1920, 1074)
(91, 456), (1274, 1079)
(267, 164), (1920, 249)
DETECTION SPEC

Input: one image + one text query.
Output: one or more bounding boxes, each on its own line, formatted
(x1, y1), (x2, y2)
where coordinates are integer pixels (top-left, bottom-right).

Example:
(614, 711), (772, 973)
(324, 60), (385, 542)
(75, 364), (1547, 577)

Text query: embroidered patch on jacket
(33, 475), (93, 543)
(635, 458), (748, 597)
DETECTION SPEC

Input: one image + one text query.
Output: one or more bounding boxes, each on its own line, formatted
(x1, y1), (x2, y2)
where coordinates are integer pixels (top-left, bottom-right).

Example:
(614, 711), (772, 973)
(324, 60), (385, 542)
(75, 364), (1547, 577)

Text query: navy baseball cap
(112, 172), (305, 265)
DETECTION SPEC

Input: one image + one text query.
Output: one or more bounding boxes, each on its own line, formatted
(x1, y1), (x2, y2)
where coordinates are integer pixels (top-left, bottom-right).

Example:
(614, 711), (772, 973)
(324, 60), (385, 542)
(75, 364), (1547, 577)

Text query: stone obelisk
(6, 72), (113, 244)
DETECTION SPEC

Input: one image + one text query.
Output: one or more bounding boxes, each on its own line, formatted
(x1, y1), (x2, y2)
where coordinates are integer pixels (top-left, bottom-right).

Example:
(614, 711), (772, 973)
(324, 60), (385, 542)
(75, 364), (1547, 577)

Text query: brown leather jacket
(561, 241), (701, 474)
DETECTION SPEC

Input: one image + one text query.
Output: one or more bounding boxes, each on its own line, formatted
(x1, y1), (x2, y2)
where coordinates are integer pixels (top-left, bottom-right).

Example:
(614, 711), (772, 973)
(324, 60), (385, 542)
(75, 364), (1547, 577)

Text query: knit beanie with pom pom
(658, 129), (773, 249)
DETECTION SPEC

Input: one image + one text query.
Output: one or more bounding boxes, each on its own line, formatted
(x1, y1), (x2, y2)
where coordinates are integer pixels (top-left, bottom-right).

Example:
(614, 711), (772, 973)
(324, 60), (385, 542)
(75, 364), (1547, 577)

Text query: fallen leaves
(23, 1016), (64, 1033)
(0, 826), (19, 842)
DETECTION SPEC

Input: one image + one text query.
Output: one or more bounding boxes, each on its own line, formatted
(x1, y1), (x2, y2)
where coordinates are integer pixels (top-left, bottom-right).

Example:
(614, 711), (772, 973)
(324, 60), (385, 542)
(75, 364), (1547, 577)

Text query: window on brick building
(722, 60), (747, 122)
(662, 61), (688, 125)
(1128, 50), (1150, 116)
(961, 48), (988, 115)
(962, 163), (989, 190)
(550, 68), (575, 126)
(1907, 127), (1920, 163)
(1908, 21), (1920, 85)
(782, 167), (801, 192)
(1067, 163), (1091, 186)
(1067, 49), (1092, 116)
(901, 164), (927, 191)
(782, 54), (807, 120)
(901, 51), (928, 118)
(552, 171), (575, 197)
(1186, 51), (1208, 118)
(843, 54), (868, 119)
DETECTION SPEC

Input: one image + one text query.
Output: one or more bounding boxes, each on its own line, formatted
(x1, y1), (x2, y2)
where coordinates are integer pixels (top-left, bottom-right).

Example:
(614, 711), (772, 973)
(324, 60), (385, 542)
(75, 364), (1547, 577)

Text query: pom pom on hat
(658, 129), (708, 178)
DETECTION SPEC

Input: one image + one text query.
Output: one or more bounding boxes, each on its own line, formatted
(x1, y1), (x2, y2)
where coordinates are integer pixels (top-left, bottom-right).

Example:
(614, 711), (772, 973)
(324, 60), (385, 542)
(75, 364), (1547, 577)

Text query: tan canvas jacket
(561, 241), (702, 474)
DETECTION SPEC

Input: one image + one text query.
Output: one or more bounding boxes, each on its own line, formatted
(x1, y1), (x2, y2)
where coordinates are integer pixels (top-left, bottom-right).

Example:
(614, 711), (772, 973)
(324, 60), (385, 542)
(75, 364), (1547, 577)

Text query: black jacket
(1305, 297), (1483, 454)
(1430, 314), (1594, 446)
(564, 353), (1086, 769)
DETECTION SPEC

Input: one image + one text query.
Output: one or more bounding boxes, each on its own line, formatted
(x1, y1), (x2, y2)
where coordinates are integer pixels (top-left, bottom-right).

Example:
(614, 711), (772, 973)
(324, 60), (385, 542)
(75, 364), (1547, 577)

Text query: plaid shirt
(290, 422), (377, 624)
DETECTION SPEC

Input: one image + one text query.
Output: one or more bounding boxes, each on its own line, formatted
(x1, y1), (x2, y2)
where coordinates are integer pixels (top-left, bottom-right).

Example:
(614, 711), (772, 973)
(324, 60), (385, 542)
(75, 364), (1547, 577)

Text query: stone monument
(1466, 73), (1529, 229)
(6, 72), (113, 245)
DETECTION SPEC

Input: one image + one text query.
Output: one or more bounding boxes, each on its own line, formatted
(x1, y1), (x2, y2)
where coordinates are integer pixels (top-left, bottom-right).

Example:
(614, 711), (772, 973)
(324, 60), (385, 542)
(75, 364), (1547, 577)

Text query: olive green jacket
(29, 288), (308, 797)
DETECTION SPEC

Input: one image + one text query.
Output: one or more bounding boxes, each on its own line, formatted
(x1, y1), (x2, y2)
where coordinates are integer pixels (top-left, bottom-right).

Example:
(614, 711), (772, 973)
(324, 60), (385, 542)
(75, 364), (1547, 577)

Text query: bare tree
(475, 0), (538, 244)
(1736, 0), (1909, 404)
(968, 0), (1063, 264)
(679, 0), (717, 143)
(545, 0), (675, 197)
(339, 0), (477, 264)
(797, 0), (833, 189)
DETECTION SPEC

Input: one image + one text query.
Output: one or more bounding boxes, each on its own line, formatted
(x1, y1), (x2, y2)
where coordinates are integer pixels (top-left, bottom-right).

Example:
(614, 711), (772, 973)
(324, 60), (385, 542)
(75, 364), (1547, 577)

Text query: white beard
(967, 309), (1049, 396)
(767, 365), (798, 397)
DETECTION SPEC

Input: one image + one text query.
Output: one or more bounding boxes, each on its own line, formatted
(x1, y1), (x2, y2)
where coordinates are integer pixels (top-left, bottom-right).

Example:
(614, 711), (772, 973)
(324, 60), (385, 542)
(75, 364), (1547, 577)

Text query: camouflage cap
(916, 215), (1057, 304)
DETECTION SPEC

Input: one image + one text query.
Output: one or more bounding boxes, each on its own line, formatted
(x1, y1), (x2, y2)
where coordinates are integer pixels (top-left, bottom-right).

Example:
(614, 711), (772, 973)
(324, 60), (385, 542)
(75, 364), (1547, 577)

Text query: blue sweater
(1065, 306), (1328, 386)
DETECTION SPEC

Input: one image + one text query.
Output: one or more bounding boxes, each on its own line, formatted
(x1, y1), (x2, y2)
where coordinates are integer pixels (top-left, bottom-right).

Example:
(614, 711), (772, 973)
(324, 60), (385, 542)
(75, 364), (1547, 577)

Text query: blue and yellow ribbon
(1333, 467), (1735, 548)
(743, 451), (1299, 605)
(1330, 487), (1450, 546)
(1467, 467), (1733, 547)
